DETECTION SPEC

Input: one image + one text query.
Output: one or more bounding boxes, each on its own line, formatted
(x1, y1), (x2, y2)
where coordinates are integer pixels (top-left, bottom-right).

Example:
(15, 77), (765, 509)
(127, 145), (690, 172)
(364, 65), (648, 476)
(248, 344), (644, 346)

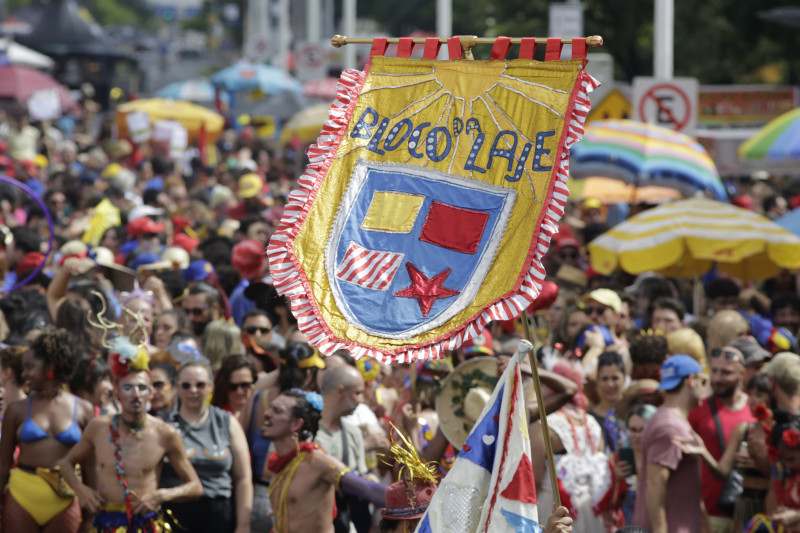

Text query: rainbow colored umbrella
(739, 107), (800, 161)
(570, 119), (725, 200)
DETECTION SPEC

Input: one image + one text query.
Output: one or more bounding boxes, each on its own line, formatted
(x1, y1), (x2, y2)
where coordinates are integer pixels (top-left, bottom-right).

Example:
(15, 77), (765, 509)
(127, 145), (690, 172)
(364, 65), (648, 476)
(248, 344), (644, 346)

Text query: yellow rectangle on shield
(361, 191), (425, 233)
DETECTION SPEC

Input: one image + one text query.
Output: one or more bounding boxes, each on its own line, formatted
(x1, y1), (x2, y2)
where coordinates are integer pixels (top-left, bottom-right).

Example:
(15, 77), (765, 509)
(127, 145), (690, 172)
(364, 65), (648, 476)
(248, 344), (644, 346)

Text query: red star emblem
(393, 262), (460, 318)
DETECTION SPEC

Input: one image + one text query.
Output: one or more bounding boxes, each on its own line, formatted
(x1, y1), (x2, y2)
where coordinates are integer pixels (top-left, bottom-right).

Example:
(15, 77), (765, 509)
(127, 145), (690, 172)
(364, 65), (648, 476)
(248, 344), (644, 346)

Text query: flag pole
(332, 34), (604, 50)
(522, 309), (561, 509)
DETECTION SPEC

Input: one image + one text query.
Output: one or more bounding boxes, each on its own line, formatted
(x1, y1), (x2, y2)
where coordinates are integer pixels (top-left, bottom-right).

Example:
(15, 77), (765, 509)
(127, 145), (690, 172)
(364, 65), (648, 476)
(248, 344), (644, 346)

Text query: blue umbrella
(777, 207), (800, 237)
(154, 78), (228, 105)
(210, 62), (301, 94)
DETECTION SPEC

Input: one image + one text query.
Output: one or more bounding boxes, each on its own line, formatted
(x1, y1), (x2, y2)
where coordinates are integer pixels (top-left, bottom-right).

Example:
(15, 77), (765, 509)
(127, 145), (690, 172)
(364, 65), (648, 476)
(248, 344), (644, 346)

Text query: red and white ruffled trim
(267, 66), (599, 364)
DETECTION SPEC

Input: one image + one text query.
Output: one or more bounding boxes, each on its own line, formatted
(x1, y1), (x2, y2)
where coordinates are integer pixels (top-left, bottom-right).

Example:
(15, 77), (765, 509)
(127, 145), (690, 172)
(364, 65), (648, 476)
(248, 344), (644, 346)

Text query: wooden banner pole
(522, 309), (561, 510)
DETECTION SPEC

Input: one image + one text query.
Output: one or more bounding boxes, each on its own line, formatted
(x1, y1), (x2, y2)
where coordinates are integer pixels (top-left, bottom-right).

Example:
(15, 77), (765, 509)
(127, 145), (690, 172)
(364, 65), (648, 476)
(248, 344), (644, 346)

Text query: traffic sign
(295, 41), (328, 83)
(633, 77), (699, 137)
(587, 87), (632, 123)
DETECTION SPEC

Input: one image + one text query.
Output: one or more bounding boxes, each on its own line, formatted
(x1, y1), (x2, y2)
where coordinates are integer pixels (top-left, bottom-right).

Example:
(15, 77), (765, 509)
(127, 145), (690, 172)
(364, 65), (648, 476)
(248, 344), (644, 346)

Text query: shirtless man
(263, 389), (387, 533)
(57, 361), (203, 530)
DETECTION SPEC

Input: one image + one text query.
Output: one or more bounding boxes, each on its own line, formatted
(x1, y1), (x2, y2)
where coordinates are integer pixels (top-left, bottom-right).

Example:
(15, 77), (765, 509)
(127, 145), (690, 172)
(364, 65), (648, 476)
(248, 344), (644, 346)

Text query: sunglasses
(229, 381), (254, 391)
(152, 380), (167, 390)
(185, 307), (208, 316)
(585, 305), (609, 316)
(711, 348), (743, 362)
(245, 326), (271, 335)
(141, 232), (160, 239)
(559, 250), (579, 259)
(180, 381), (209, 391)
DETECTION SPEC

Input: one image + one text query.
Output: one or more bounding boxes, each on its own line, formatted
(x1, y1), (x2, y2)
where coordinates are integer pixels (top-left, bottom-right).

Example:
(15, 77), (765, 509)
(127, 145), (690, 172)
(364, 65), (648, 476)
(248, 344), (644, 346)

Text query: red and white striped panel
(335, 241), (403, 291)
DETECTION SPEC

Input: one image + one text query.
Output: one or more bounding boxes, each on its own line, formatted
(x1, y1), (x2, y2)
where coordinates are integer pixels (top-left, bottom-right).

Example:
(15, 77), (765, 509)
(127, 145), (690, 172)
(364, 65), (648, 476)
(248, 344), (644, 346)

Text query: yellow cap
(238, 173), (263, 199)
(582, 197), (603, 210)
(102, 163), (122, 179)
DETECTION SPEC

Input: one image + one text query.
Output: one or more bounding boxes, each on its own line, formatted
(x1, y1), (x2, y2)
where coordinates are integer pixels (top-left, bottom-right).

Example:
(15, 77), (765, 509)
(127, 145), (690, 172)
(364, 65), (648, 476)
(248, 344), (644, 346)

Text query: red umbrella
(0, 64), (80, 116)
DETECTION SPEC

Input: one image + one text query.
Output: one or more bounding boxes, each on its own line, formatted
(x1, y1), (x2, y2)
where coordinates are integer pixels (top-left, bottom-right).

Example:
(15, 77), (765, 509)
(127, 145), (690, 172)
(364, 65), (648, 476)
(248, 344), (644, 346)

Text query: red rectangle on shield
(420, 201), (489, 255)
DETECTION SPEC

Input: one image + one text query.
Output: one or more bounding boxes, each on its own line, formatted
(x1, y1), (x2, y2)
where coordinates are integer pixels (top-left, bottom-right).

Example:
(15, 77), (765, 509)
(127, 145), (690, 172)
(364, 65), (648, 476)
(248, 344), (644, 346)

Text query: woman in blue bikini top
(0, 329), (95, 532)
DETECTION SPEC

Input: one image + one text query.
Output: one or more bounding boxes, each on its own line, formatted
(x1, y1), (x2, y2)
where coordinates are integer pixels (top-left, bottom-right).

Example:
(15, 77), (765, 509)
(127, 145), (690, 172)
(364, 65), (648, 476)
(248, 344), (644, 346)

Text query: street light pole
(654, 0), (674, 79)
(343, 0), (356, 69)
(436, 0), (451, 58)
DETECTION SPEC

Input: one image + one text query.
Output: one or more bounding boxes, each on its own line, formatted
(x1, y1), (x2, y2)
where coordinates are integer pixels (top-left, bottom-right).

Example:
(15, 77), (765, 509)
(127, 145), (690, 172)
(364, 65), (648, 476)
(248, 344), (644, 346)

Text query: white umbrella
(0, 37), (54, 70)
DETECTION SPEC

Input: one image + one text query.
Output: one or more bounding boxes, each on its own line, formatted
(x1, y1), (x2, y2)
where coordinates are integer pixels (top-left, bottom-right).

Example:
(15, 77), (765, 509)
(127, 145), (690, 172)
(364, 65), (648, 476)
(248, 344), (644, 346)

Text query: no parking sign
(295, 41), (328, 82)
(633, 77), (698, 137)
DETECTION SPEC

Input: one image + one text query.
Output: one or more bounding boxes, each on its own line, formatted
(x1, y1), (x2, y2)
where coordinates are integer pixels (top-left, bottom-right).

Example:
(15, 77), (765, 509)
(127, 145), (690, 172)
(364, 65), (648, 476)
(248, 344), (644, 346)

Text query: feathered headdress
(87, 291), (150, 378)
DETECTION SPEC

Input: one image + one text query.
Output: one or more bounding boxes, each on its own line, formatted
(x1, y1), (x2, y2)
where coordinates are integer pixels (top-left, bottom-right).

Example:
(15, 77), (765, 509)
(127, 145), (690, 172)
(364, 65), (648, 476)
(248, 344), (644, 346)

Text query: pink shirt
(633, 406), (702, 533)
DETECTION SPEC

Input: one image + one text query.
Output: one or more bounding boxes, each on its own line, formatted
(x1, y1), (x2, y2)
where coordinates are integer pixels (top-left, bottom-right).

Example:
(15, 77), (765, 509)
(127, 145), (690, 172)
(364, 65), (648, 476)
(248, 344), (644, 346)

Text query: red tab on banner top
(447, 36), (462, 59)
(571, 38), (587, 59)
(397, 37), (415, 58)
(423, 38), (441, 60)
(519, 38), (537, 59)
(545, 38), (564, 61)
(490, 36), (512, 60)
(370, 38), (389, 57)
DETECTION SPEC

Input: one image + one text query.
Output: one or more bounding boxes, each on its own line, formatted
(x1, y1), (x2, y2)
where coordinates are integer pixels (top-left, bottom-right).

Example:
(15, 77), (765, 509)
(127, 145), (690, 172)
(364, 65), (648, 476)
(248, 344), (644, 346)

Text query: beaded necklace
(110, 414), (135, 527)
(562, 408), (596, 455)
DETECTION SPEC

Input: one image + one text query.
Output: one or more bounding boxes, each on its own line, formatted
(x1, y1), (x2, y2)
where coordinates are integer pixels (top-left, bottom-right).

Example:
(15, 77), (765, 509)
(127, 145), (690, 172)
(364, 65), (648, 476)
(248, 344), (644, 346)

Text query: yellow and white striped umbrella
(589, 198), (800, 280)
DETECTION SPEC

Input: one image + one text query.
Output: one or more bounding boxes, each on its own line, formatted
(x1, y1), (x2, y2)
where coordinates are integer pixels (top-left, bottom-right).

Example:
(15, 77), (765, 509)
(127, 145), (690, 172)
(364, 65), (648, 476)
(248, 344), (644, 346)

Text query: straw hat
(91, 246), (136, 292)
(555, 264), (587, 291)
(57, 241), (135, 292)
(436, 356), (498, 450)
(615, 379), (661, 421)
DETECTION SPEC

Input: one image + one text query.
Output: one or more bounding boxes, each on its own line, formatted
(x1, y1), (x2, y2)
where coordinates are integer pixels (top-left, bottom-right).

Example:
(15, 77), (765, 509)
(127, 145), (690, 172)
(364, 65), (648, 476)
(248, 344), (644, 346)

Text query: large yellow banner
(269, 40), (597, 363)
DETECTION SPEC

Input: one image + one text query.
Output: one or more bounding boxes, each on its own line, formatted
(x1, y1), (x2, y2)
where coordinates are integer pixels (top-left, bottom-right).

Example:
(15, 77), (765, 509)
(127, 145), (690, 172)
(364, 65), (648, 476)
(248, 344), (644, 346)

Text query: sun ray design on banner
(268, 37), (599, 363)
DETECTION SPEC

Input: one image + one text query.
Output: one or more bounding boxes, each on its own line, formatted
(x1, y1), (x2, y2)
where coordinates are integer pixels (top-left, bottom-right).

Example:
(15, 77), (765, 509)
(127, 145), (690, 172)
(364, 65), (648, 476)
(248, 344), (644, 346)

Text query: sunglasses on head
(711, 348), (743, 362)
(180, 381), (209, 391)
(229, 381), (254, 391)
(245, 326), (271, 335)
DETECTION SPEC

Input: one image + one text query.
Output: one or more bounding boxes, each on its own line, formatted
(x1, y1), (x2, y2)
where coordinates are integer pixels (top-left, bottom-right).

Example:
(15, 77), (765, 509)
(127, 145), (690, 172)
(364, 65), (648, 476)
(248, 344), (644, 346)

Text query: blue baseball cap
(183, 260), (214, 282)
(129, 252), (161, 271)
(658, 354), (703, 391)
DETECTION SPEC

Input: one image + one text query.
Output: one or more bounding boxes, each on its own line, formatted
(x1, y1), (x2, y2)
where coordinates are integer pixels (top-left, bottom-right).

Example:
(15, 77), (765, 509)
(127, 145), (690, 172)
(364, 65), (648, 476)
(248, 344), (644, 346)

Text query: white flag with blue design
(416, 342), (540, 532)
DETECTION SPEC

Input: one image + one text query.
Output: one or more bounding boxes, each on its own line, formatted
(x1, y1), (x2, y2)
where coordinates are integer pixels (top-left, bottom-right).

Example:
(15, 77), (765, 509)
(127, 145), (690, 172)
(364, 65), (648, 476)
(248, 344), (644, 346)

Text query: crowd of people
(0, 94), (799, 533)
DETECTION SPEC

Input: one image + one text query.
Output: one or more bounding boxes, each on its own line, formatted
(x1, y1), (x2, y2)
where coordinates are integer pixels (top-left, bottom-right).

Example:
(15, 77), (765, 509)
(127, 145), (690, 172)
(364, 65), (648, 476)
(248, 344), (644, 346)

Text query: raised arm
(316, 450), (387, 508)
(672, 425), (745, 482)
(229, 414), (253, 533)
(57, 418), (106, 513)
(528, 369), (578, 422)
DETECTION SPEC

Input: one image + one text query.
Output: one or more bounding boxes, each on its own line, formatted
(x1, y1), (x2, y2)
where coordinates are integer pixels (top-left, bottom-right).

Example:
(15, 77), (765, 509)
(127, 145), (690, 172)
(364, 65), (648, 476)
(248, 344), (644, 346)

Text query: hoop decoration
(268, 36), (599, 363)
(0, 175), (55, 293)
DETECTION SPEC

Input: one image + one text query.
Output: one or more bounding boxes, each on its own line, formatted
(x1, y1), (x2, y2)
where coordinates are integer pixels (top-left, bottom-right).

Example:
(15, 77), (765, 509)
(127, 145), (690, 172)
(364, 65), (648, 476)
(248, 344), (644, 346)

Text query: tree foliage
(358, 0), (799, 84)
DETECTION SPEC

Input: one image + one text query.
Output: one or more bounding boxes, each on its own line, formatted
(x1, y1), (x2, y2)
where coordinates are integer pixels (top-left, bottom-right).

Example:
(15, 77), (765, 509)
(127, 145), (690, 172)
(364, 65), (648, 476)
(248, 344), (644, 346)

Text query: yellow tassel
(387, 424), (438, 484)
